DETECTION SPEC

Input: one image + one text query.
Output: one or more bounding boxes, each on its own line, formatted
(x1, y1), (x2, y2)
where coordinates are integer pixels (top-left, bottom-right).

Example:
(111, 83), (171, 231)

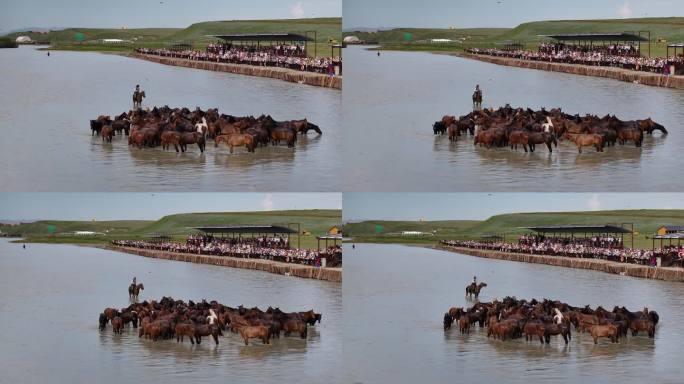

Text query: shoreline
(435, 244), (684, 283)
(451, 52), (684, 90)
(127, 53), (342, 90)
(96, 245), (342, 283)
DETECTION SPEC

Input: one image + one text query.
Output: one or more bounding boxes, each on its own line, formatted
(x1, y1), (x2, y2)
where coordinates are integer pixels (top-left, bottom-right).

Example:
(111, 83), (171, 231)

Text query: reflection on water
(343, 244), (684, 384)
(0, 239), (342, 383)
(343, 46), (684, 191)
(0, 46), (341, 191)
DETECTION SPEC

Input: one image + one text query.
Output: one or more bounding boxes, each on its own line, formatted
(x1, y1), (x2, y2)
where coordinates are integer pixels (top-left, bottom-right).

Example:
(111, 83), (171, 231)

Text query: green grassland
(0, 37), (19, 48)
(1, 209), (341, 249)
(342, 210), (684, 249)
(345, 17), (684, 57)
(4, 18), (341, 57)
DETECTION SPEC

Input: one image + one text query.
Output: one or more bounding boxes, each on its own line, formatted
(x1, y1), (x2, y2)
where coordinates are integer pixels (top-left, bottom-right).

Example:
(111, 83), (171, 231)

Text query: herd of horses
(433, 106), (667, 154)
(89, 106), (322, 154)
(443, 295), (658, 345)
(99, 295), (321, 346)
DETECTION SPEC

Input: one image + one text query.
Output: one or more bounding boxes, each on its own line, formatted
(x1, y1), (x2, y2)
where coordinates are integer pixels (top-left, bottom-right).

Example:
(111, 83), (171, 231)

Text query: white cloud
(290, 1), (305, 18)
(261, 194), (274, 211)
(618, 2), (633, 18)
(588, 194), (601, 211)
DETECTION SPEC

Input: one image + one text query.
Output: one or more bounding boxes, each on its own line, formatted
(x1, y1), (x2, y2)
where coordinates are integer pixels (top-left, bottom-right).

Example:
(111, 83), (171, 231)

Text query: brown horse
(523, 320), (546, 344)
(238, 325), (271, 345)
(160, 131), (181, 152)
(527, 131), (557, 153)
(447, 124), (459, 141)
(458, 316), (470, 334)
(179, 132), (206, 153)
(101, 125), (114, 143)
(636, 118), (667, 135)
(270, 127), (296, 147)
(590, 324), (619, 344)
(112, 316), (124, 334)
(465, 282), (487, 299)
(133, 90), (145, 109)
(508, 130), (529, 152)
(544, 323), (571, 344)
(194, 323), (221, 345)
(175, 323), (196, 344)
(215, 134), (255, 153)
(282, 319), (308, 339)
(630, 319), (655, 338)
(617, 127), (643, 147)
(574, 134), (604, 153)
(128, 283), (144, 300)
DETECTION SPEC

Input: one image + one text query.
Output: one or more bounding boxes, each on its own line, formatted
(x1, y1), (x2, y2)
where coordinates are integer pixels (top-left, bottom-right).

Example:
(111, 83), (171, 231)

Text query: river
(342, 46), (684, 191)
(0, 239), (342, 383)
(0, 46), (341, 191)
(343, 243), (684, 383)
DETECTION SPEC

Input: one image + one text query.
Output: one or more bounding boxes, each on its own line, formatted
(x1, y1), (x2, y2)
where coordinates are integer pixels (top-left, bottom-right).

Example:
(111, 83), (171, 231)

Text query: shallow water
(0, 239), (342, 383)
(343, 243), (684, 383)
(0, 46), (341, 191)
(342, 46), (684, 191)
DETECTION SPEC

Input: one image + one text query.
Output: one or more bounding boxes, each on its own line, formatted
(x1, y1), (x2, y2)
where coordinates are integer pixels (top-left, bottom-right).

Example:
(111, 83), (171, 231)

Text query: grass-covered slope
(343, 210), (684, 249)
(0, 209), (341, 249)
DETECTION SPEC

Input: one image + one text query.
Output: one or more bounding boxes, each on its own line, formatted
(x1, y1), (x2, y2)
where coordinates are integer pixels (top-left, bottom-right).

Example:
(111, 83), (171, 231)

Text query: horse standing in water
(128, 283), (144, 300)
(465, 282), (487, 299)
(133, 90), (146, 109)
(472, 89), (483, 111)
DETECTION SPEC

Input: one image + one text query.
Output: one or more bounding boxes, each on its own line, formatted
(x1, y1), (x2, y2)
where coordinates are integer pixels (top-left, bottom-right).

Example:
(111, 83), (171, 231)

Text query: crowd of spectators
(466, 43), (683, 75)
(518, 234), (623, 249)
(112, 235), (341, 267)
(440, 238), (684, 267)
(135, 43), (341, 75)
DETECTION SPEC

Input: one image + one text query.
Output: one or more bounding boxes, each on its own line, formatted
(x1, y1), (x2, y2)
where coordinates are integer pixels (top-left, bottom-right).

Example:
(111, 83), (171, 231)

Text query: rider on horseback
(472, 84), (483, 111)
(132, 276), (137, 286)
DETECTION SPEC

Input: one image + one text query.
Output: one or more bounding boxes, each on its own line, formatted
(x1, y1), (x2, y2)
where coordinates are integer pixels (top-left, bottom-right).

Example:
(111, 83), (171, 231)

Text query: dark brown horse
(466, 282), (487, 299)
(128, 283), (144, 300)
(179, 132), (206, 153)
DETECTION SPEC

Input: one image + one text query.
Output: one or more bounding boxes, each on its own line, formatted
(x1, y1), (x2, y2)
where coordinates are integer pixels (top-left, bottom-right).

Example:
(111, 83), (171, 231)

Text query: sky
(0, 0), (341, 32)
(343, 0), (684, 29)
(0, 193), (341, 221)
(343, 193), (684, 222)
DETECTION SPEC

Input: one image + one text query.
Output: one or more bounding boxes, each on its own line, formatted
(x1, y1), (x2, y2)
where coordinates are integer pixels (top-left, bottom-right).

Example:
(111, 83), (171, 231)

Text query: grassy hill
(4, 17), (341, 56)
(345, 17), (684, 57)
(0, 37), (19, 48)
(0, 209), (341, 249)
(342, 210), (684, 249)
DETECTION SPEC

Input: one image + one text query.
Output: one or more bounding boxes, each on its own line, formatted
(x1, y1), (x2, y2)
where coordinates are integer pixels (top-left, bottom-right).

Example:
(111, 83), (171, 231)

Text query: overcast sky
(343, 193), (684, 222)
(0, 0), (341, 32)
(0, 193), (341, 221)
(344, 0), (683, 29)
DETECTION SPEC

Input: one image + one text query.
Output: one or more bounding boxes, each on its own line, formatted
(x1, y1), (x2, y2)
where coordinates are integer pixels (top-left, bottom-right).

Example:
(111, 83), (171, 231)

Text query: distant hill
(3, 17), (342, 46)
(0, 209), (341, 249)
(342, 210), (684, 249)
(344, 17), (684, 56)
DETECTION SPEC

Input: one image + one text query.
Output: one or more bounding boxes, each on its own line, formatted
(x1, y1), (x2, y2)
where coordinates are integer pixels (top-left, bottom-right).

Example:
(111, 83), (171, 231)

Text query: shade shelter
(317, 234), (342, 251)
(146, 233), (172, 243)
(543, 32), (651, 56)
(194, 224), (300, 248)
(524, 224), (634, 249)
(211, 33), (314, 57)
